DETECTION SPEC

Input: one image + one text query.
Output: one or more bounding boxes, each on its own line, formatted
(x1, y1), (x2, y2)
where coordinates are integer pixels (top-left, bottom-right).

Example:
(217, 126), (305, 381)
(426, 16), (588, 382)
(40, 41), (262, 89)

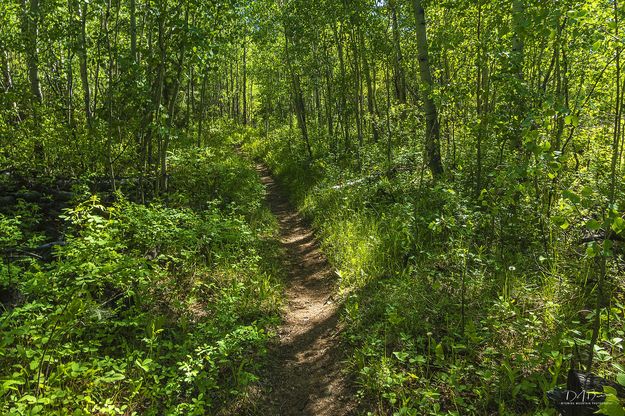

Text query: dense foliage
(1, 144), (283, 414)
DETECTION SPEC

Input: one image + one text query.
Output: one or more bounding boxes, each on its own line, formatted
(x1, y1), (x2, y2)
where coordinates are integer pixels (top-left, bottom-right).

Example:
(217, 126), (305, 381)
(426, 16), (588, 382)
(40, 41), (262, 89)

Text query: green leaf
(393, 351), (408, 362)
(586, 219), (601, 231)
(564, 115), (579, 127)
(562, 190), (580, 204)
(435, 343), (445, 361)
(617, 373), (625, 387)
(611, 217), (625, 234)
(135, 358), (153, 372)
(98, 372), (125, 383)
(2, 379), (25, 393)
(586, 243), (597, 258)
(597, 387), (625, 416)
(20, 394), (37, 404)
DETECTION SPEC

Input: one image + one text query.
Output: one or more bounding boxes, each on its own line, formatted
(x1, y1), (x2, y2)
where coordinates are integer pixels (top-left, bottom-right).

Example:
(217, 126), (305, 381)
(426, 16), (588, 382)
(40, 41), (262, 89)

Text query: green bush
(0, 146), (283, 415)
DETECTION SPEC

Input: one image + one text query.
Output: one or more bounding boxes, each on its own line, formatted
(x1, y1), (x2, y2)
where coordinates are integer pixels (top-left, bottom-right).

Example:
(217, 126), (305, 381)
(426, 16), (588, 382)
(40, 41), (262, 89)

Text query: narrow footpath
(251, 164), (356, 416)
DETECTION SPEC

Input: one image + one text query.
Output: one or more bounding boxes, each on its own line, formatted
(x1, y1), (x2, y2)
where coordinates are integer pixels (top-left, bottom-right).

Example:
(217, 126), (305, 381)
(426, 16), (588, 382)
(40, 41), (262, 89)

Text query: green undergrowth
(0, 138), (283, 415)
(244, 127), (625, 416)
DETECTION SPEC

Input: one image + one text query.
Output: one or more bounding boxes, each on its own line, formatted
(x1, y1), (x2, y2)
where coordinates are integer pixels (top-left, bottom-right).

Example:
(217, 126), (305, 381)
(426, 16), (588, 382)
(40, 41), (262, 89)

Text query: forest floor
(246, 163), (357, 416)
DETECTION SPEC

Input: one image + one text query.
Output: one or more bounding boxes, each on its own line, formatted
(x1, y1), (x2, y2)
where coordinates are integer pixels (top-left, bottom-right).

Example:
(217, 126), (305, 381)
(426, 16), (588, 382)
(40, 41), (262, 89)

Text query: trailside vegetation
(1, 136), (284, 414)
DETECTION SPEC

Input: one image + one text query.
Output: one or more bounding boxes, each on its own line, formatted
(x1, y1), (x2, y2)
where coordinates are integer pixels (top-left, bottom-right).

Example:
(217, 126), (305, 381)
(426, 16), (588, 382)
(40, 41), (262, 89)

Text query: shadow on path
(241, 164), (357, 416)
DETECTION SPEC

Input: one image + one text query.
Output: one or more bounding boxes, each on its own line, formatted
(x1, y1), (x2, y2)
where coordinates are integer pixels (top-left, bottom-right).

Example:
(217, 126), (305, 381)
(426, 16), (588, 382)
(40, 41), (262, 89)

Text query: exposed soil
(248, 164), (357, 416)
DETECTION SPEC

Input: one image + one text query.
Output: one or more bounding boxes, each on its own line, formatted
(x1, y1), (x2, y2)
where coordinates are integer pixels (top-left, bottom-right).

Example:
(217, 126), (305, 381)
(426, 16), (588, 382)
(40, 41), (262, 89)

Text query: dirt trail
(251, 164), (356, 416)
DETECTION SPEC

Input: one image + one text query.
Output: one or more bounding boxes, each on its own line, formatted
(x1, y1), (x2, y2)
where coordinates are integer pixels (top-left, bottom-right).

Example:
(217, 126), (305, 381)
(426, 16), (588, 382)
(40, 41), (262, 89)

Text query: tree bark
(412, 0), (444, 177)
(475, 2), (489, 195)
(130, 0), (137, 62)
(161, 4), (188, 193)
(1, 50), (13, 92)
(284, 28), (313, 160)
(198, 74), (207, 146)
(333, 23), (350, 152)
(323, 40), (334, 140)
(242, 37), (247, 125)
(77, 0), (91, 123)
(360, 31), (379, 143)
(610, 0), (622, 203)
(389, 0), (406, 104)
(510, 0), (525, 149)
(21, 0), (43, 104)
(349, 28), (363, 147)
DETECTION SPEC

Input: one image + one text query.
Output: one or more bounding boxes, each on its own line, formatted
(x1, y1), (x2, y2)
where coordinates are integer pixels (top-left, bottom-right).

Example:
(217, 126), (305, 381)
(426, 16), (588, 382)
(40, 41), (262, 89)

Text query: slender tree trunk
(389, 0), (406, 104)
(130, 0), (137, 62)
(349, 28), (363, 147)
(1, 50), (13, 92)
(93, 12), (103, 125)
(412, 0), (444, 177)
(312, 43), (323, 129)
(334, 23), (350, 152)
(77, 0), (91, 123)
(284, 28), (313, 160)
(250, 78), (254, 126)
(511, 0), (525, 149)
(104, 0), (116, 192)
(229, 61), (234, 118)
(360, 32), (379, 143)
(475, 3), (486, 195)
(21, 0), (44, 165)
(186, 65), (192, 127)
(385, 63), (392, 166)
(66, 37), (74, 125)
(21, 0), (43, 104)
(242, 37), (247, 125)
(235, 54), (240, 120)
(161, 4), (188, 193)
(314, 78), (322, 129)
(610, 3), (622, 203)
(0, 48), (19, 129)
(151, 8), (166, 175)
(198, 74), (207, 146)
(323, 40), (334, 139)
